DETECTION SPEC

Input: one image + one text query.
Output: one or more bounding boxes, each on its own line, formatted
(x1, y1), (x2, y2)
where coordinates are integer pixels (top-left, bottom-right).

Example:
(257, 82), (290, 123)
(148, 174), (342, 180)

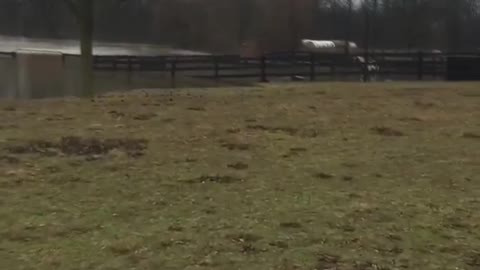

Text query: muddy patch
(6, 136), (148, 158)
(227, 162), (249, 170)
(269, 241), (289, 249)
(133, 113), (156, 121)
(283, 147), (307, 158)
(414, 101), (436, 108)
(466, 252), (480, 268)
(227, 233), (265, 255)
(316, 253), (341, 270)
(463, 132), (480, 140)
(162, 118), (176, 123)
(371, 126), (405, 137)
(226, 128), (241, 134)
(185, 175), (244, 184)
(247, 125), (298, 136)
(299, 129), (320, 138)
(187, 107), (206, 112)
(227, 232), (262, 243)
(313, 172), (335, 179)
(108, 110), (125, 118)
(247, 124), (319, 138)
(279, 222), (303, 229)
(398, 116), (423, 122)
(0, 155), (20, 164)
(0, 124), (19, 129)
(3, 106), (16, 112)
(221, 143), (250, 151)
(7, 140), (57, 156)
(167, 225), (184, 232)
(355, 261), (393, 270)
(458, 91), (480, 97)
(185, 158), (197, 163)
(44, 114), (75, 121)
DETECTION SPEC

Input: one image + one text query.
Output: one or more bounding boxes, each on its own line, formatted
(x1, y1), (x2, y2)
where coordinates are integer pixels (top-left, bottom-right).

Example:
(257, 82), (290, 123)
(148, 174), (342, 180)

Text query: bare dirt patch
(0, 155), (20, 164)
(316, 253), (341, 270)
(221, 142), (250, 151)
(463, 132), (480, 140)
(247, 124), (319, 138)
(279, 222), (303, 229)
(187, 107), (206, 112)
(133, 113), (157, 121)
(108, 110), (125, 118)
(185, 175), (244, 184)
(313, 172), (335, 179)
(282, 147), (308, 158)
(6, 136), (148, 158)
(371, 126), (405, 137)
(227, 162), (249, 170)
(3, 106), (16, 111)
(247, 125), (299, 136)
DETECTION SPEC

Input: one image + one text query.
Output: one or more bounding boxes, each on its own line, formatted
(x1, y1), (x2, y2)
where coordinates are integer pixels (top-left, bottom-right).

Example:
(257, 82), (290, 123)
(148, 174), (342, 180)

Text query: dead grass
(0, 82), (480, 270)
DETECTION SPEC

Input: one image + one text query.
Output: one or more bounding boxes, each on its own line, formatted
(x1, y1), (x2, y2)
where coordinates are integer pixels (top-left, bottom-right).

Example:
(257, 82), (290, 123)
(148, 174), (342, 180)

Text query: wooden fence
(3, 50), (480, 87)
(91, 51), (470, 86)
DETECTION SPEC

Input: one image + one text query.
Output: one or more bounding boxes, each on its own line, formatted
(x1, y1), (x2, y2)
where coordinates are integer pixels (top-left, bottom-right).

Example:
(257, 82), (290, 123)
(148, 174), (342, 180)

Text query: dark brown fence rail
(90, 51), (480, 86)
(3, 50), (480, 86)
(0, 51), (15, 58)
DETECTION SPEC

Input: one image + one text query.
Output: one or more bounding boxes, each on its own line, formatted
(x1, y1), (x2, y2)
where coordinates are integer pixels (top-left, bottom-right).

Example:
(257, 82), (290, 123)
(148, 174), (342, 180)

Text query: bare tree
(345, 0), (353, 54)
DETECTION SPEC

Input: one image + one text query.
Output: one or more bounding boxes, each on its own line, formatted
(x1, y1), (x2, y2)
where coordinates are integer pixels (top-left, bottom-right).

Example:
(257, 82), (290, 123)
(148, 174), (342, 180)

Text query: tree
(64, 0), (94, 97)
(345, 0), (353, 54)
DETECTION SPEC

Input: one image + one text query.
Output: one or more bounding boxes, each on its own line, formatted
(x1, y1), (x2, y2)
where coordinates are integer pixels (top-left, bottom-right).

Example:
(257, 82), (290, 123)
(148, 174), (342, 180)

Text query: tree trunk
(79, 0), (94, 97)
(345, 0), (353, 55)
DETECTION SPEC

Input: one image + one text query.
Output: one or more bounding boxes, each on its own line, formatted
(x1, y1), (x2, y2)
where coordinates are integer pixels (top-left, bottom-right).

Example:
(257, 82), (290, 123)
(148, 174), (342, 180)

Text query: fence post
(127, 56), (133, 86)
(213, 55), (219, 82)
(260, 55), (267, 82)
(290, 51), (296, 79)
(330, 56), (336, 81)
(127, 56), (132, 72)
(310, 53), (316, 81)
(362, 52), (369, 82)
(417, 51), (424, 80)
(171, 58), (176, 88)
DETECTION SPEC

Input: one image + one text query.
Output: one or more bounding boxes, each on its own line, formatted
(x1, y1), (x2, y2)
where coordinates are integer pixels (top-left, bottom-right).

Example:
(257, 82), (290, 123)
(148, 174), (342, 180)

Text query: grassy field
(0, 82), (479, 270)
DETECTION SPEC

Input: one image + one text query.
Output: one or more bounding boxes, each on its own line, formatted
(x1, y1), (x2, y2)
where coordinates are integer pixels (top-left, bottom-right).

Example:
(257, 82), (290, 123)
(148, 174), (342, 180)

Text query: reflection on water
(0, 35), (210, 99)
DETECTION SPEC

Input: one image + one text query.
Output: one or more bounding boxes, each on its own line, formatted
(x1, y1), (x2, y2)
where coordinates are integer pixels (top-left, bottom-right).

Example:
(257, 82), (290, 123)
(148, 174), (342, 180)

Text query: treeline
(1, 0), (479, 52)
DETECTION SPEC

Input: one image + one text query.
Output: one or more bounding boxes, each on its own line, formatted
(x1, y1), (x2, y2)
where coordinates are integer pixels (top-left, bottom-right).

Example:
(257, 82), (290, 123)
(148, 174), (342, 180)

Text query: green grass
(1, 82), (480, 270)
